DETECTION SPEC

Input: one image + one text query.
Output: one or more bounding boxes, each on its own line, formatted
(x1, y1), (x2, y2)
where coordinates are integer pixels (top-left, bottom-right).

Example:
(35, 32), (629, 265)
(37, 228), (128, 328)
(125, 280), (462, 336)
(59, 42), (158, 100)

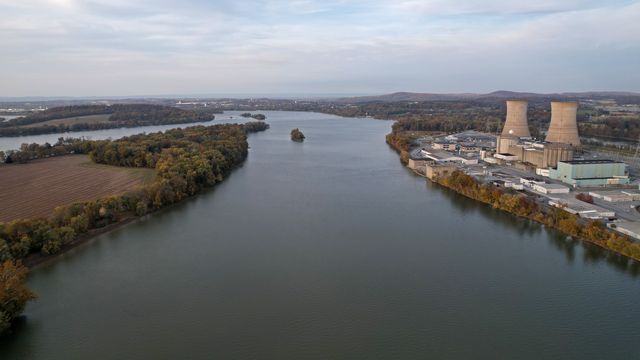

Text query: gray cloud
(0, 0), (638, 96)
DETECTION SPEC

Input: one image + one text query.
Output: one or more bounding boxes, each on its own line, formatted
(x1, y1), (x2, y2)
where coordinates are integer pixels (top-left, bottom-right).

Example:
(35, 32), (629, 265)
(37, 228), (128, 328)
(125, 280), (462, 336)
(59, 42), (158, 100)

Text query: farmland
(0, 155), (155, 222)
(22, 114), (111, 128)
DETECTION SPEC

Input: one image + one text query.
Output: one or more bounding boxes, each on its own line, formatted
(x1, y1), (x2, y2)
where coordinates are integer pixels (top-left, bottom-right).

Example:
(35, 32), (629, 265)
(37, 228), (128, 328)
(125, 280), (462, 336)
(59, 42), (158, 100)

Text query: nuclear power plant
(502, 100), (530, 138)
(545, 101), (580, 146)
(409, 96), (635, 231)
(496, 100), (579, 169)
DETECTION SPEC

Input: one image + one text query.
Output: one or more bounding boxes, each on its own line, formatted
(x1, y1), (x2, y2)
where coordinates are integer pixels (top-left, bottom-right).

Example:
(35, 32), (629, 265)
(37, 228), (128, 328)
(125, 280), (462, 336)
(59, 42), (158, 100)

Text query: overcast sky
(1, 0), (639, 97)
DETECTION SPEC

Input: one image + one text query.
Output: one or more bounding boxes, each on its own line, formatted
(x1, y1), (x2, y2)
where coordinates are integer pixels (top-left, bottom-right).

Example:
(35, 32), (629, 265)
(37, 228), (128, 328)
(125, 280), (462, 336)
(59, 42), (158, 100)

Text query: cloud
(0, 0), (638, 96)
(389, 0), (618, 16)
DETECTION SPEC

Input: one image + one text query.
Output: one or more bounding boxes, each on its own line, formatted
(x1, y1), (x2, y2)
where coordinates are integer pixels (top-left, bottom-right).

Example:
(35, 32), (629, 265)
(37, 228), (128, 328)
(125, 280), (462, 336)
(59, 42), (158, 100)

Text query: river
(1, 111), (639, 359)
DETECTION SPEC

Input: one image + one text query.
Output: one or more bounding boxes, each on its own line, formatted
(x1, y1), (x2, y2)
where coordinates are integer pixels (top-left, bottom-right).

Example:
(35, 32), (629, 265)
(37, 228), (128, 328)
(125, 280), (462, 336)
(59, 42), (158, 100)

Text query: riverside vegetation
(0, 121), (269, 334)
(240, 113), (267, 120)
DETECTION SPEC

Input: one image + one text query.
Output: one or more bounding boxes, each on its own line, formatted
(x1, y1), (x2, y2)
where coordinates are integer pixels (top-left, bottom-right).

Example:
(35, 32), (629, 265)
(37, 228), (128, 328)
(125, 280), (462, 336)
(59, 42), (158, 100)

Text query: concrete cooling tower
(545, 101), (580, 146)
(501, 100), (530, 138)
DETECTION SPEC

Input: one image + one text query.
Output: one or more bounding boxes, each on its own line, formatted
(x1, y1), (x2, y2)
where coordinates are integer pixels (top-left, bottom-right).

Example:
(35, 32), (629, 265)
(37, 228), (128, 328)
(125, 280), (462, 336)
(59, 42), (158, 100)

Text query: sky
(1, 0), (639, 97)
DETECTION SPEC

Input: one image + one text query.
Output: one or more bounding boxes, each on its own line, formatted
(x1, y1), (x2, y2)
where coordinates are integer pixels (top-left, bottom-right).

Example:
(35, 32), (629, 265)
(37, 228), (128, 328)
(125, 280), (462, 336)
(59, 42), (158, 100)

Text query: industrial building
(419, 149), (479, 165)
(444, 130), (497, 147)
(506, 141), (574, 169)
(549, 160), (629, 187)
(532, 183), (570, 194)
(425, 163), (458, 181)
(432, 140), (455, 151)
(589, 190), (640, 202)
(548, 198), (615, 219)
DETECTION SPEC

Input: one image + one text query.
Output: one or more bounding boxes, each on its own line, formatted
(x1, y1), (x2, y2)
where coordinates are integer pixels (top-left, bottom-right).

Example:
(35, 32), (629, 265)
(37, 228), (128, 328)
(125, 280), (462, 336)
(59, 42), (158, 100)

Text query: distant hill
(335, 90), (640, 103)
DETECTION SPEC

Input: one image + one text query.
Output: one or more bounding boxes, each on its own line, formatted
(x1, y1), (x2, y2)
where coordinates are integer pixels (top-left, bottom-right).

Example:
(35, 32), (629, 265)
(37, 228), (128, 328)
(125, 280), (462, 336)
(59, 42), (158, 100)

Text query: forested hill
(0, 104), (214, 136)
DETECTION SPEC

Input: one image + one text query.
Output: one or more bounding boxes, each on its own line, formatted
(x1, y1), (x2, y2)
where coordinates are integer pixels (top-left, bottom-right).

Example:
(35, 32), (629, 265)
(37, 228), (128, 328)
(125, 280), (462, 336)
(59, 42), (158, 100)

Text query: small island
(241, 113), (266, 120)
(290, 128), (305, 142)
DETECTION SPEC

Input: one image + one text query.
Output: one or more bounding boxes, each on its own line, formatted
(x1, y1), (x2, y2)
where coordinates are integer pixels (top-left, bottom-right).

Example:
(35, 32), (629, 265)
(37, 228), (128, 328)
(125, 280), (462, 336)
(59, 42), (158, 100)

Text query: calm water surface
(1, 111), (639, 359)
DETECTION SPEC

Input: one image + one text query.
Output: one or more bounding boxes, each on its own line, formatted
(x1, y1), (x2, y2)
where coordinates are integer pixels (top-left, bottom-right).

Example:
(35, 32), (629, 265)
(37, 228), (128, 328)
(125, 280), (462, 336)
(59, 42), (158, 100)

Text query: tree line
(579, 116), (640, 142)
(240, 113), (267, 120)
(0, 104), (215, 137)
(436, 170), (640, 261)
(0, 121), (269, 334)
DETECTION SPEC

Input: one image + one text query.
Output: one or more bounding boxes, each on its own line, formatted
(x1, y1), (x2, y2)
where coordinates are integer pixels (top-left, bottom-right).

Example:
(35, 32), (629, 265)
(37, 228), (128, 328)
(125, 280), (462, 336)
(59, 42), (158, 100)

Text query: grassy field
(22, 114), (112, 128)
(0, 155), (155, 222)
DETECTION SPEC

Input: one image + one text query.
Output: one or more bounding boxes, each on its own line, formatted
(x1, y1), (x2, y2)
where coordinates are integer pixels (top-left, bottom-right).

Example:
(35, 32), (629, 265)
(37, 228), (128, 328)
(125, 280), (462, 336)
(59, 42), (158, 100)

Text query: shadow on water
(426, 181), (640, 278)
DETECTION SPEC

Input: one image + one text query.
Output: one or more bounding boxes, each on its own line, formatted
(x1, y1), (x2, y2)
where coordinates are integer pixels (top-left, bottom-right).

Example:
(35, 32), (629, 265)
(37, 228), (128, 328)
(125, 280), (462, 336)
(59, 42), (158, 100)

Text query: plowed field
(0, 155), (155, 222)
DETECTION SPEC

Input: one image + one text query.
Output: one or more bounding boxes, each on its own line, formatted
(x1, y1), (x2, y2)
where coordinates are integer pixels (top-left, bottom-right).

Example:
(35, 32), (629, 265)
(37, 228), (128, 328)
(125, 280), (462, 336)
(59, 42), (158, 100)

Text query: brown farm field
(22, 114), (112, 128)
(0, 155), (155, 222)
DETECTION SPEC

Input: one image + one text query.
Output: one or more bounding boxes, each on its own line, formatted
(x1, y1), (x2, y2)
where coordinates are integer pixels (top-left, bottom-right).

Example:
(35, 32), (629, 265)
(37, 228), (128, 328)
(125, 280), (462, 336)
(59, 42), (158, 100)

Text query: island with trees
(240, 113), (266, 120)
(290, 128), (305, 142)
(0, 104), (215, 137)
(0, 121), (269, 334)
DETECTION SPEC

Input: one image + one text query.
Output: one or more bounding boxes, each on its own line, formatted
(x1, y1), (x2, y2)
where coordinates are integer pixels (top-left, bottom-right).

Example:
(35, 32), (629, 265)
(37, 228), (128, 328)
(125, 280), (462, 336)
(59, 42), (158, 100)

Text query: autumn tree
(0, 260), (36, 334)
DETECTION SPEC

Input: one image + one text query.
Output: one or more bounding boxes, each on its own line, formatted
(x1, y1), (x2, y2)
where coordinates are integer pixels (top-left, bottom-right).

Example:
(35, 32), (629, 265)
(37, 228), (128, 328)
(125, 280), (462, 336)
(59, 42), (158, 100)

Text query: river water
(1, 111), (639, 359)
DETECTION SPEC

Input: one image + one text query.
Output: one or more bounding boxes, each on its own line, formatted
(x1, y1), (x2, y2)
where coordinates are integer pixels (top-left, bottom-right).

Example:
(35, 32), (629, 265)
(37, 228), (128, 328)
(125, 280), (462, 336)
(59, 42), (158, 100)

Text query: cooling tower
(501, 100), (530, 138)
(545, 101), (580, 146)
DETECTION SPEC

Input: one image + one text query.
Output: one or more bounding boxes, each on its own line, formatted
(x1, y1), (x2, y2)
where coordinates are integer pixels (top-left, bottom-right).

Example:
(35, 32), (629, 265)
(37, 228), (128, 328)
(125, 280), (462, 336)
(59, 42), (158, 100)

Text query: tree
(291, 128), (305, 142)
(0, 260), (36, 334)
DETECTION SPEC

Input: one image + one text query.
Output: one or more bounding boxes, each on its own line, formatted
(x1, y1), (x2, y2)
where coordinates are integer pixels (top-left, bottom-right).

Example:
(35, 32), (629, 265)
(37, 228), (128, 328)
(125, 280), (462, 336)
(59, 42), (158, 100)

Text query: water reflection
(426, 178), (640, 278)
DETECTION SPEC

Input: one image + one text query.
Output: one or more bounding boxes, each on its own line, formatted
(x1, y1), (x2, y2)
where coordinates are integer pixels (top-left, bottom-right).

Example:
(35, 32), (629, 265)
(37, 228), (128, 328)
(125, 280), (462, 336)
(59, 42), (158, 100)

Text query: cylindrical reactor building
(545, 101), (580, 146)
(501, 100), (530, 138)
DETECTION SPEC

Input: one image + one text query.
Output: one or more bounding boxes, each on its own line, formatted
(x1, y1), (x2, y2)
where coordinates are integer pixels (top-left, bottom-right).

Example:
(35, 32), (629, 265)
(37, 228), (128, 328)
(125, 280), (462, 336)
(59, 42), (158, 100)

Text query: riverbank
(22, 216), (138, 269)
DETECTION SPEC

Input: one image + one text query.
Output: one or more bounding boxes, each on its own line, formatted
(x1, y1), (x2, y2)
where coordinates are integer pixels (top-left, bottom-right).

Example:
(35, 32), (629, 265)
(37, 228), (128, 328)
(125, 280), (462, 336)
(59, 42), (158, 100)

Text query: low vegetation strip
(0, 155), (154, 223)
(435, 171), (640, 261)
(22, 114), (111, 128)
(0, 104), (214, 137)
(0, 121), (269, 334)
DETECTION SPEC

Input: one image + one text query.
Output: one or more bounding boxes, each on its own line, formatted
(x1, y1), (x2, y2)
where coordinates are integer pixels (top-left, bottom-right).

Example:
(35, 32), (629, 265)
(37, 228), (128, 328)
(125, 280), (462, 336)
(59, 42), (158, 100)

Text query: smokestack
(545, 101), (580, 146)
(501, 100), (530, 138)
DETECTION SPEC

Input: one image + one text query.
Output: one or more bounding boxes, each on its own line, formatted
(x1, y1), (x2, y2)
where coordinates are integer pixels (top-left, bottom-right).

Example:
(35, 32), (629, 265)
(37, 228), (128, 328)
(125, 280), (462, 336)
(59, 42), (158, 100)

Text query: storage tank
(545, 101), (580, 146)
(501, 100), (530, 138)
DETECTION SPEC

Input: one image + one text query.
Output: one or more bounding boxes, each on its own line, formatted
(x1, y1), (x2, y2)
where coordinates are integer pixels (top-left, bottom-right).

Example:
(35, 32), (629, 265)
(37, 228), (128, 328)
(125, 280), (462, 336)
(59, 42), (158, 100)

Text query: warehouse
(549, 159), (629, 187)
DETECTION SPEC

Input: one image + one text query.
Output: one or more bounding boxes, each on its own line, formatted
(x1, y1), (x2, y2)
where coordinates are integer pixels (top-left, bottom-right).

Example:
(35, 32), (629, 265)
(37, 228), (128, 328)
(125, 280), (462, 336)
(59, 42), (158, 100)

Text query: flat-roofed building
(549, 159), (629, 187)
(533, 183), (570, 194)
(548, 198), (615, 219)
(420, 149), (479, 165)
(425, 163), (458, 181)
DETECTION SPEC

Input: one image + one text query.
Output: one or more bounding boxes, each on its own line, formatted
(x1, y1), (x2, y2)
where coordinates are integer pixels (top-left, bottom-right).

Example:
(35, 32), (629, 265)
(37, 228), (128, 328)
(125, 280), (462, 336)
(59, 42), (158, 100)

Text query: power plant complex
(492, 99), (628, 186)
(407, 97), (637, 239)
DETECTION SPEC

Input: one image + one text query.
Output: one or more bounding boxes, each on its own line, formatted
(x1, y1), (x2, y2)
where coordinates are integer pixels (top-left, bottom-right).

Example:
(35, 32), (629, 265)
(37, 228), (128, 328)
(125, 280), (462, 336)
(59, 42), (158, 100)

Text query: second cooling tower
(501, 100), (530, 138)
(545, 101), (580, 146)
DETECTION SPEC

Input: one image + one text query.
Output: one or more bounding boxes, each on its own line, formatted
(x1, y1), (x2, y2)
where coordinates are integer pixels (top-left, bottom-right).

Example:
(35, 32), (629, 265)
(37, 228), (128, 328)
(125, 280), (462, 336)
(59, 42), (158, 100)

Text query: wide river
(1, 111), (639, 359)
